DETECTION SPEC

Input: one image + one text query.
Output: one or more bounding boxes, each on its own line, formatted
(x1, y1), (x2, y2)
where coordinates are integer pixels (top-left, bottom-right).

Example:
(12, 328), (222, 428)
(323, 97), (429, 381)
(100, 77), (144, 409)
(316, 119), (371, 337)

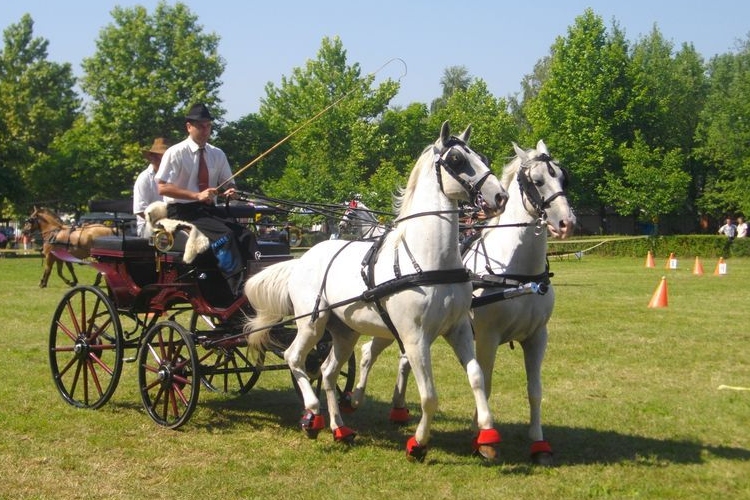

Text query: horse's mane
(392, 143), (435, 216)
(500, 154), (524, 190)
(36, 207), (65, 225)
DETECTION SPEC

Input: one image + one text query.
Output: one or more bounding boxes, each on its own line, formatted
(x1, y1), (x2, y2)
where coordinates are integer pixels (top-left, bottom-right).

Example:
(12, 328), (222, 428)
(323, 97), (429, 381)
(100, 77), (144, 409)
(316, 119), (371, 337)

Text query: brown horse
(23, 207), (118, 288)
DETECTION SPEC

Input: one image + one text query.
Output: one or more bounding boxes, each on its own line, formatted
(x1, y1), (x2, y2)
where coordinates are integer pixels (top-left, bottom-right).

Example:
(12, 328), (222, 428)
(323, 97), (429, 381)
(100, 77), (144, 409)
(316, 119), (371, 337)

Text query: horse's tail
(243, 259), (297, 357)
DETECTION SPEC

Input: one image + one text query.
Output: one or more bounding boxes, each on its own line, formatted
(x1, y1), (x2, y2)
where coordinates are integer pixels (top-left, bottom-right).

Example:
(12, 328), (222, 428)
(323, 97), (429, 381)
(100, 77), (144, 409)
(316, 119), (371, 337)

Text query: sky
(2, 1), (749, 121)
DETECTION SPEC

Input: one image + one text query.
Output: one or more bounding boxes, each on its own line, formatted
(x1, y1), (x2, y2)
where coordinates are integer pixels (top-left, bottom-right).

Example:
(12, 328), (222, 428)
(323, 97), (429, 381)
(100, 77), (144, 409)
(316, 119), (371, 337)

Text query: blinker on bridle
(433, 137), (492, 207)
(517, 153), (569, 221)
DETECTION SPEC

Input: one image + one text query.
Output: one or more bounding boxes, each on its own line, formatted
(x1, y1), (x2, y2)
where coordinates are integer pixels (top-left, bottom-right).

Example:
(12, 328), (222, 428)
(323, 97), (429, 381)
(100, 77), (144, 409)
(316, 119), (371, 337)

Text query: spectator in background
(736, 216), (747, 238)
(133, 137), (171, 237)
(718, 217), (737, 240)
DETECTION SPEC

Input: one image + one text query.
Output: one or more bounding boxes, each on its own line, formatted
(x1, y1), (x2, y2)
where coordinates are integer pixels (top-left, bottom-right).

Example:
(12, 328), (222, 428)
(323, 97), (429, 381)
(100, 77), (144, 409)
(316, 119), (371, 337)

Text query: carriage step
(124, 356), (137, 363)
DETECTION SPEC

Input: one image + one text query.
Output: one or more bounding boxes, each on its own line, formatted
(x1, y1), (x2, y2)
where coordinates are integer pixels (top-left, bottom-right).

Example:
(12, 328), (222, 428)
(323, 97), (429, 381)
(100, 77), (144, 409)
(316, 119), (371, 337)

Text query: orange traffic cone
(648, 276), (669, 308)
(645, 250), (655, 268)
(692, 256), (704, 276)
(714, 257), (727, 275)
(665, 252), (677, 270)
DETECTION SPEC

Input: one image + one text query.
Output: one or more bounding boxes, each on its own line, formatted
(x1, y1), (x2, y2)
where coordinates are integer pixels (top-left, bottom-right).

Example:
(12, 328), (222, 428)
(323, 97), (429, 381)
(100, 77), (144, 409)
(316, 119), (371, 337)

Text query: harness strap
(311, 240), (358, 322)
(365, 268), (471, 354)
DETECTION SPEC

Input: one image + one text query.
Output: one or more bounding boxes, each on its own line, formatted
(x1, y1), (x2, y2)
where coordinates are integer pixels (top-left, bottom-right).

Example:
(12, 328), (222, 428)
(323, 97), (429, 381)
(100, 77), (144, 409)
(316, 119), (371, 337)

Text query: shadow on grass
(115, 385), (750, 468)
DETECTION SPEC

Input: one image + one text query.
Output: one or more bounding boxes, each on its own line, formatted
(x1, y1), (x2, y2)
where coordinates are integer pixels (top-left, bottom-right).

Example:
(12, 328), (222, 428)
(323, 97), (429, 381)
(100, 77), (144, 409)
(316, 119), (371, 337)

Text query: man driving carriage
(155, 103), (253, 296)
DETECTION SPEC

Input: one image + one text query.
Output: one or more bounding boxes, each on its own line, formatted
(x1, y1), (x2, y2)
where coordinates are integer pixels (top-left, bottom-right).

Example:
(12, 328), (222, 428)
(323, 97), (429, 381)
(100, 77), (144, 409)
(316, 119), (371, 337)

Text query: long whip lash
(218, 57), (407, 190)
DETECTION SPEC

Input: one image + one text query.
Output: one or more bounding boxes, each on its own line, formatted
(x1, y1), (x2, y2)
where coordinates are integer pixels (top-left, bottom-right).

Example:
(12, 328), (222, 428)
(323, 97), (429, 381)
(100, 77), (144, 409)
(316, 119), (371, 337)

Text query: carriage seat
(90, 235), (152, 253)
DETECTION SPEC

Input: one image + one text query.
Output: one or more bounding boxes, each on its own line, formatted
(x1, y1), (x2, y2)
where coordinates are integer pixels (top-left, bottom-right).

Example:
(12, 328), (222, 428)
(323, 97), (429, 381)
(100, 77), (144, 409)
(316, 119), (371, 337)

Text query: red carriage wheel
(189, 312), (263, 394)
(137, 321), (200, 429)
(49, 285), (124, 409)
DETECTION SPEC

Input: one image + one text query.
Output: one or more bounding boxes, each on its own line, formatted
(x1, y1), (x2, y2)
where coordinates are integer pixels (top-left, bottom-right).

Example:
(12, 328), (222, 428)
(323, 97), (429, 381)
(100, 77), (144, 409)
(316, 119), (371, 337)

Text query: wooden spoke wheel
(137, 321), (200, 429)
(190, 312), (263, 394)
(49, 286), (123, 409)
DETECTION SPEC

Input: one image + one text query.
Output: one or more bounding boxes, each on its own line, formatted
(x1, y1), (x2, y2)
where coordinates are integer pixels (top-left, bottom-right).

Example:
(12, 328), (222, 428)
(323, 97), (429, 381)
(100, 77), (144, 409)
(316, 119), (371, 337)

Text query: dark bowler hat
(185, 103), (214, 122)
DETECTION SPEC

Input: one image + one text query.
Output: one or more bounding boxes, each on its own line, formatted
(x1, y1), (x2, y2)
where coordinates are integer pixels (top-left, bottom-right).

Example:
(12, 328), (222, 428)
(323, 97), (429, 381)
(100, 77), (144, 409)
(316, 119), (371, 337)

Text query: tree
(215, 113), (289, 194)
(0, 14), (79, 214)
(429, 79), (519, 168)
(258, 36), (399, 205)
(70, 1), (225, 201)
(524, 9), (631, 213)
(431, 65), (471, 113)
(601, 132), (690, 226)
(693, 36), (750, 218)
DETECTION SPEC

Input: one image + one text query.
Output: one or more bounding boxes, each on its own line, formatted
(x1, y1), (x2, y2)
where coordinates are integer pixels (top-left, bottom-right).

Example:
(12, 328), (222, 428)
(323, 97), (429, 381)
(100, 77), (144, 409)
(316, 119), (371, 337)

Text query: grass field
(0, 254), (748, 499)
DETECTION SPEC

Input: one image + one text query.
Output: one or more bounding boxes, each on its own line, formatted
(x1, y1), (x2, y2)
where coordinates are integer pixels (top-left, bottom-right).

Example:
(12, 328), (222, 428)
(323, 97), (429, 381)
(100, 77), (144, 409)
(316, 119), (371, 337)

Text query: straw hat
(142, 137), (171, 159)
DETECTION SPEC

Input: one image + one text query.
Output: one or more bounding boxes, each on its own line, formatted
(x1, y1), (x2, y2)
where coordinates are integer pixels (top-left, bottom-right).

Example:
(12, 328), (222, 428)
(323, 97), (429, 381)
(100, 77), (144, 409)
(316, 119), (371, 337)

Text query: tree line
(1, 3), (749, 234)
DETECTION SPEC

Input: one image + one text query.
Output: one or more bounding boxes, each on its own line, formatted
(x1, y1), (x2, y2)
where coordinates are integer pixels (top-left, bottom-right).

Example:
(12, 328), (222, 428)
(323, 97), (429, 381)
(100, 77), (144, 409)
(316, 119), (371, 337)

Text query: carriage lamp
(152, 229), (174, 252)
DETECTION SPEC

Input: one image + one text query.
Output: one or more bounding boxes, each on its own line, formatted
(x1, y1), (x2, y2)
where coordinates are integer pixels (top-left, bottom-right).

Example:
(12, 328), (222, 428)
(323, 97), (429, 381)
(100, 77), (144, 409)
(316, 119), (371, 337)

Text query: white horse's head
(413, 121), (508, 216)
(338, 201), (385, 238)
(507, 140), (576, 238)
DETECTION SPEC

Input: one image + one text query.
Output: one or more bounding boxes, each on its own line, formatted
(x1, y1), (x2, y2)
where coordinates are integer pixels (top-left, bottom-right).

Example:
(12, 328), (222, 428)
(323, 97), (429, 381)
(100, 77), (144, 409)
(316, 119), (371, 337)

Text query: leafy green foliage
(72, 1), (225, 204)
(524, 9), (630, 210)
(693, 38), (750, 217)
(258, 36), (399, 205)
(601, 132), (690, 221)
(0, 14), (79, 213)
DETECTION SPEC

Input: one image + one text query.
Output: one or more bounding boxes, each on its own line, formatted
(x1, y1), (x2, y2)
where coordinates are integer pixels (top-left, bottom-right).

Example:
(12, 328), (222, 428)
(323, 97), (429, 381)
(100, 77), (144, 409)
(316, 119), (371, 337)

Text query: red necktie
(198, 147), (209, 191)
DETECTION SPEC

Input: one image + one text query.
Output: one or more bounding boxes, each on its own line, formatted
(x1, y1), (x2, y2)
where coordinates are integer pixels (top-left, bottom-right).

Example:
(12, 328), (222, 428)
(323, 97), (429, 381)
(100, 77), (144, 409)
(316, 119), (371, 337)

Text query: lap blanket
(144, 201), (210, 263)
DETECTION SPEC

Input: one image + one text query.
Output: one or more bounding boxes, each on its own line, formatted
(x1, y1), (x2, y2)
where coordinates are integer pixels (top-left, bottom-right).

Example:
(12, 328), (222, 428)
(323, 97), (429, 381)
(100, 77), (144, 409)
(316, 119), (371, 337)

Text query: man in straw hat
(133, 137), (171, 237)
(156, 103), (252, 297)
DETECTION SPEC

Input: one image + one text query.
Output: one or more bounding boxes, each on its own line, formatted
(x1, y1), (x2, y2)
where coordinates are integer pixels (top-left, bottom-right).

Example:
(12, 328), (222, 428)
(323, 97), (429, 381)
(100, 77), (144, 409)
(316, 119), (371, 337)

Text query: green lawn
(0, 254), (748, 499)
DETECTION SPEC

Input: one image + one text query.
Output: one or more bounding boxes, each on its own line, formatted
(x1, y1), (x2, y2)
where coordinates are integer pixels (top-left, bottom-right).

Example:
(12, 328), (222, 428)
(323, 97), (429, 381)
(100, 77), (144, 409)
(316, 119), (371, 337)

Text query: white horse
(351, 140), (576, 465)
(244, 121), (508, 462)
(338, 200), (387, 239)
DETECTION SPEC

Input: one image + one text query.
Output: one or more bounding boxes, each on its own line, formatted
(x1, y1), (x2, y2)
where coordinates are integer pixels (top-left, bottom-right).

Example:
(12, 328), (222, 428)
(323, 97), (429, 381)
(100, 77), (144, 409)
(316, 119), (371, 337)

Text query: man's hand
(197, 188), (218, 204)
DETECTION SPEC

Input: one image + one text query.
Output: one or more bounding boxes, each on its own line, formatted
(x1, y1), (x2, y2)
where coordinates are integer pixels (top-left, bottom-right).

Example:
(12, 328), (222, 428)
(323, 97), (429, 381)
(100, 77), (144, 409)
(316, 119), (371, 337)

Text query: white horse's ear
(440, 120), (451, 146)
(536, 140), (549, 156)
(513, 142), (527, 161)
(457, 124), (472, 144)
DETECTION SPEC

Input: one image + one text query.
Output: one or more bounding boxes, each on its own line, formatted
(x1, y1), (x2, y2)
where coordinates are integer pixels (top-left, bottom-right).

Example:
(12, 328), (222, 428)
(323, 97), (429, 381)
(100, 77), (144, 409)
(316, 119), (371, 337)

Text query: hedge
(548, 235), (750, 259)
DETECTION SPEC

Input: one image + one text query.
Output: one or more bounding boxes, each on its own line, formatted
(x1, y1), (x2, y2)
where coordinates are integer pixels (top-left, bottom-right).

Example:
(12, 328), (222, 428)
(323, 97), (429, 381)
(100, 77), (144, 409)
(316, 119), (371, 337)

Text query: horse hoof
(339, 392), (356, 414)
(474, 444), (498, 461)
(389, 407), (410, 425)
(530, 440), (554, 466)
(333, 426), (356, 445)
(300, 410), (325, 439)
(406, 436), (428, 462)
(472, 428), (501, 461)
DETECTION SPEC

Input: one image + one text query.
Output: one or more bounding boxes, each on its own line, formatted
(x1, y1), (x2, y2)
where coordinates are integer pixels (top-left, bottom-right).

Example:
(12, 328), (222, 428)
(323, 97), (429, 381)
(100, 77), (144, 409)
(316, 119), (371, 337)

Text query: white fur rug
(144, 201), (210, 263)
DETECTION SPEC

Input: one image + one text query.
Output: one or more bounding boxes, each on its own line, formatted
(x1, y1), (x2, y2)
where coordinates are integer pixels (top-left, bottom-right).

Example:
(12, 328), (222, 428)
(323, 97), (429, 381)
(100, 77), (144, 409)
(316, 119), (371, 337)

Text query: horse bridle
(434, 137), (493, 208)
(517, 153), (569, 222)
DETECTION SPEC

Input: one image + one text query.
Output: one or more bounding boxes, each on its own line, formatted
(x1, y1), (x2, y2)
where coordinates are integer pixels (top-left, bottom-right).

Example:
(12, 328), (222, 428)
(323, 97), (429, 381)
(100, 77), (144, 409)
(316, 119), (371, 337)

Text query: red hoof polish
(406, 436), (428, 462)
(333, 426), (357, 444)
(339, 392), (356, 414)
(472, 428), (501, 461)
(389, 407), (410, 425)
(530, 440), (554, 466)
(300, 410), (326, 439)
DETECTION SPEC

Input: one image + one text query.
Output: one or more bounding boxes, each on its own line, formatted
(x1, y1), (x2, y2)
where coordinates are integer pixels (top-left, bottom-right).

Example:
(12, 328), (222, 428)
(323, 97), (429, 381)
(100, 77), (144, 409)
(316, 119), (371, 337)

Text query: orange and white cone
(692, 257), (704, 276)
(665, 252), (677, 270)
(714, 257), (727, 275)
(645, 250), (655, 268)
(648, 276), (668, 308)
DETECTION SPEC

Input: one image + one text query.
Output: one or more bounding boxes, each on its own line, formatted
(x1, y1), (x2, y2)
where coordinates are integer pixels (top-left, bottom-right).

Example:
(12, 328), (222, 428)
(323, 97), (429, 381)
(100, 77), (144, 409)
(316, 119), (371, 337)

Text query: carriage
(46, 199), (356, 429)
(43, 122), (568, 463)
